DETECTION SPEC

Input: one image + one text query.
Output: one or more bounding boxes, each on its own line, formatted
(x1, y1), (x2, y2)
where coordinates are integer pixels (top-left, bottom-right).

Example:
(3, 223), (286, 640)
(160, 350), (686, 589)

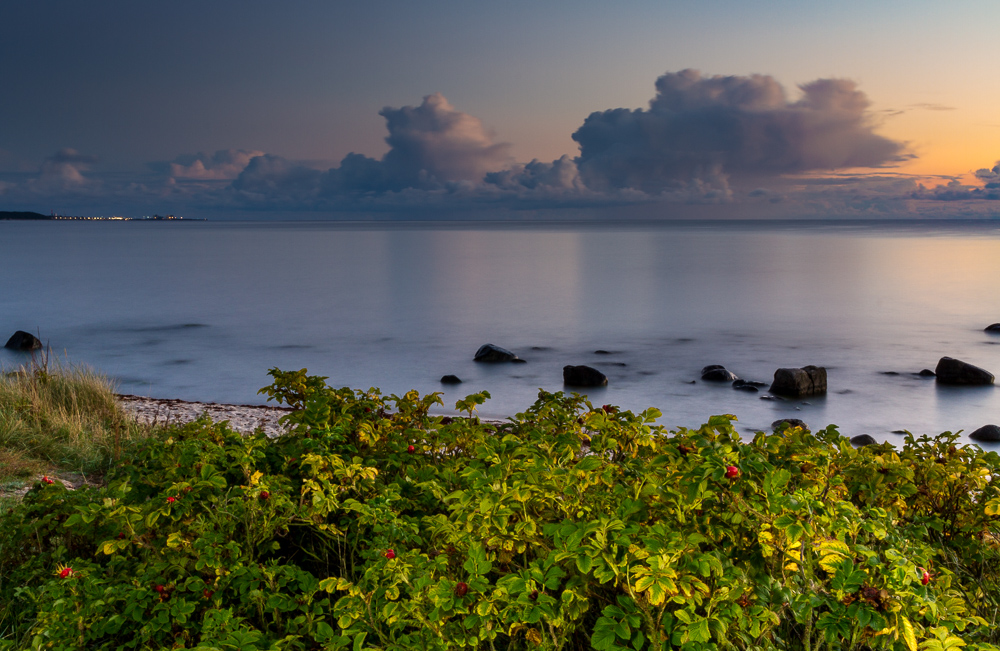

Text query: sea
(2, 218), (1000, 446)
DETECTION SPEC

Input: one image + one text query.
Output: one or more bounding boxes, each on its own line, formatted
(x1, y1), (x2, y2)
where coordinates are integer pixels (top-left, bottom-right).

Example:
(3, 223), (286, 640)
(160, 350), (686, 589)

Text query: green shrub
(1, 367), (999, 650)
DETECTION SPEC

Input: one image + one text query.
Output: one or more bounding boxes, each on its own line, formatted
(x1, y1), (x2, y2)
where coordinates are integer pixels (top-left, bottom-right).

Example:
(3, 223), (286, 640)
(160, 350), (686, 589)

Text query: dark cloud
(572, 69), (906, 193)
(909, 161), (1000, 201)
(231, 155), (323, 205)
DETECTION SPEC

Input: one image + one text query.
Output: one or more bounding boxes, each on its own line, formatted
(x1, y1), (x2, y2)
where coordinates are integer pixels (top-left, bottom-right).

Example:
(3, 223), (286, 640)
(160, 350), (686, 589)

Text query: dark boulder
(985, 323), (1000, 333)
(851, 434), (878, 447)
(440, 375), (462, 384)
(934, 357), (994, 385)
(701, 365), (738, 382)
(4, 330), (42, 351)
(917, 369), (936, 377)
(732, 380), (758, 393)
(473, 343), (521, 363)
(772, 418), (808, 432)
(969, 424), (1000, 442)
(563, 365), (608, 387)
(769, 366), (827, 397)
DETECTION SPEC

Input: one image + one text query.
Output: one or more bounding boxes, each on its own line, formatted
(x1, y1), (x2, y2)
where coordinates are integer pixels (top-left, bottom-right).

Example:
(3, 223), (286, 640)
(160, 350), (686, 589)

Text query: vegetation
(2, 367), (1000, 650)
(0, 359), (151, 501)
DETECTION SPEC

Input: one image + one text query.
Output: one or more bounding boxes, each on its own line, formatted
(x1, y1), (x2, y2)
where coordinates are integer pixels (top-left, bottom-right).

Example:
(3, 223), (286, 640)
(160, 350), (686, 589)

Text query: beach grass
(0, 356), (153, 487)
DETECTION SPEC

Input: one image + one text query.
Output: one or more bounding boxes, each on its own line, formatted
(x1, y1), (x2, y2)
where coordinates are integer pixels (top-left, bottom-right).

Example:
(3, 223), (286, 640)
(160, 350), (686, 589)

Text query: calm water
(3, 219), (1000, 445)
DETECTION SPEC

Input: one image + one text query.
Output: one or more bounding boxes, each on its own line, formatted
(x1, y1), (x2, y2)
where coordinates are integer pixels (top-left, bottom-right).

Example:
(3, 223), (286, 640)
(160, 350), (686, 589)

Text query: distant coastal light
(0, 211), (205, 221)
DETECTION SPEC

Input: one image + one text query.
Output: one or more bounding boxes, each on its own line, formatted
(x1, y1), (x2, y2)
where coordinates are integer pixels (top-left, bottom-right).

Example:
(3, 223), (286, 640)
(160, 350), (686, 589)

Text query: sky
(1, 0), (999, 220)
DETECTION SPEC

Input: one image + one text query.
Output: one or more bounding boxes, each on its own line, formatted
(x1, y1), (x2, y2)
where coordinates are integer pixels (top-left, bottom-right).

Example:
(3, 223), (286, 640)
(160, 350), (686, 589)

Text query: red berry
(203, 589), (214, 600)
(602, 404), (617, 414)
(385, 549), (396, 560)
(166, 496), (176, 503)
(117, 532), (126, 539)
(259, 491), (270, 501)
(155, 584), (165, 593)
(42, 476), (54, 485)
(921, 570), (931, 585)
(407, 445), (415, 453)
(58, 567), (73, 579)
(455, 582), (469, 597)
(725, 466), (739, 480)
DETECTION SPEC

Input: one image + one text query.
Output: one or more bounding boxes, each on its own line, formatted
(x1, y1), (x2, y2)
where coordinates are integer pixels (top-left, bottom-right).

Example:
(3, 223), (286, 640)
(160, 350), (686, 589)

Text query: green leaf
(900, 616), (917, 651)
(687, 618), (711, 643)
(576, 555), (594, 574)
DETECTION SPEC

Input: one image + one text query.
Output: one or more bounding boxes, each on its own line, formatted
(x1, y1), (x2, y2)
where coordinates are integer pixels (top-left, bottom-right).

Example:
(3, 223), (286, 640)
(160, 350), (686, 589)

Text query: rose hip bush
(1, 366), (999, 650)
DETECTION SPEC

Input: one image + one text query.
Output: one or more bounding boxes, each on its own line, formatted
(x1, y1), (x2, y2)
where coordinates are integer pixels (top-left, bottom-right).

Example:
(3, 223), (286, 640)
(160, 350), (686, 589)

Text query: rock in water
(985, 323), (1000, 333)
(563, 365), (608, 387)
(970, 425), (1000, 442)
(4, 330), (42, 351)
(772, 418), (808, 432)
(934, 357), (994, 385)
(701, 365), (738, 382)
(851, 434), (878, 447)
(473, 343), (521, 363)
(769, 366), (827, 397)
(440, 375), (462, 384)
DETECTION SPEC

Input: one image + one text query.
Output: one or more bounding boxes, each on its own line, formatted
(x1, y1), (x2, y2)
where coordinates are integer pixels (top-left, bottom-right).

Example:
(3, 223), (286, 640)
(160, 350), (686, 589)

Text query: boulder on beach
(473, 343), (521, 363)
(769, 366), (827, 397)
(934, 357), (994, 385)
(985, 323), (1000, 333)
(772, 418), (808, 432)
(563, 365), (608, 387)
(4, 330), (42, 351)
(440, 375), (462, 384)
(969, 424), (1000, 442)
(701, 365), (738, 382)
(850, 434), (878, 447)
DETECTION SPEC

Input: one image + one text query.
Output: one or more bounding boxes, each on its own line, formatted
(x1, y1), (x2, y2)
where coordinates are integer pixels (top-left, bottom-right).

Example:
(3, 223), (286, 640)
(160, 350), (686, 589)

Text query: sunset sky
(2, 0), (998, 219)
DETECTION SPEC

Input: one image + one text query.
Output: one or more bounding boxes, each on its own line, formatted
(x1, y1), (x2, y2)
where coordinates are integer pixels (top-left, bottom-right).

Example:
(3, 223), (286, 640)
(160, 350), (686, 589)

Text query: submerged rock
(850, 434), (878, 447)
(701, 365), (738, 382)
(985, 324), (1000, 333)
(473, 343), (521, 363)
(917, 369), (936, 377)
(440, 375), (462, 384)
(563, 365), (608, 387)
(769, 366), (827, 397)
(934, 357), (994, 385)
(732, 379), (758, 393)
(969, 424), (1000, 442)
(4, 330), (42, 351)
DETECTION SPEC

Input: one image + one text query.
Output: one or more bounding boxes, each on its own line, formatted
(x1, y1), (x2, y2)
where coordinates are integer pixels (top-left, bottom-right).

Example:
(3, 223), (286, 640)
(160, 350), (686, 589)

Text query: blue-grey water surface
(2, 219), (1000, 445)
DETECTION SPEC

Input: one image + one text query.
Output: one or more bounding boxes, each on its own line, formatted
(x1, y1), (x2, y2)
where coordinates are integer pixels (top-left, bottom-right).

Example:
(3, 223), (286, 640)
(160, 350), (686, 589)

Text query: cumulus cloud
(168, 149), (265, 180)
(324, 92), (513, 194)
(572, 69), (906, 194)
(231, 154), (323, 204)
(36, 148), (97, 188)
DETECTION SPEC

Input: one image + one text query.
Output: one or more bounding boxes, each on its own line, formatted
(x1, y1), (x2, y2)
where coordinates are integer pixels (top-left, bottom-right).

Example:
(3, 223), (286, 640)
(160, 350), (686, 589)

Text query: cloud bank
(5, 70), (997, 218)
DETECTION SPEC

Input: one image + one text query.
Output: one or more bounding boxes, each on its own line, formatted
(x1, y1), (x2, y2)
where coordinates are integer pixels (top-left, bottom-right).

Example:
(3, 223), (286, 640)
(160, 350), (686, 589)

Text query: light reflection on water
(2, 219), (999, 446)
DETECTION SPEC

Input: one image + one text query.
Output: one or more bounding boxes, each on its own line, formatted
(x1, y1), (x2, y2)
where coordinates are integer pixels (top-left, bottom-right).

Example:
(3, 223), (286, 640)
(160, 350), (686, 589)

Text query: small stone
(701, 365), (738, 382)
(851, 434), (878, 447)
(934, 357), (994, 385)
(769, 366), (827, 397)
(563, 365), (608, 387)
(440, 375), (462, 384)
(917, 369), (936, 377)
(772, 418), (808, 432)
(4, 330), (42, 351)
(474, 344), (521, 363)
(969, 424), (1000, 442)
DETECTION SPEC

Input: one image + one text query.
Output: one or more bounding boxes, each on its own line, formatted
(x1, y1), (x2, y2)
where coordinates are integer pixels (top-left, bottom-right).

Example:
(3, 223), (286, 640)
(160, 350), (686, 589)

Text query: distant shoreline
(0, 210), (204, 221)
